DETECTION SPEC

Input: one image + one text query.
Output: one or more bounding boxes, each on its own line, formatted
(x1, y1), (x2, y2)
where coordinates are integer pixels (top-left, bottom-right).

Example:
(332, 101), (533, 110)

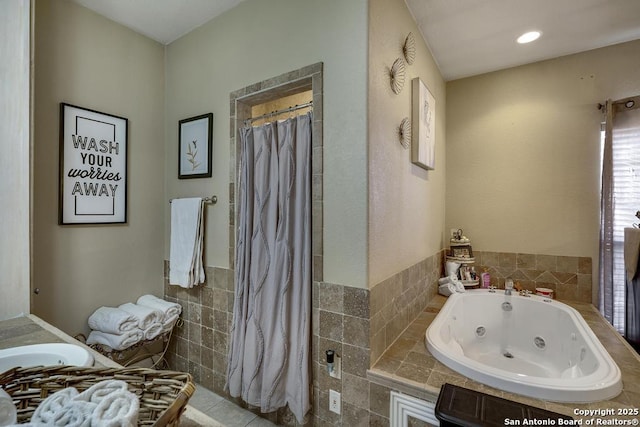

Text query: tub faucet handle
(488, 285), (497, 293)
(519, 289), (532, 297)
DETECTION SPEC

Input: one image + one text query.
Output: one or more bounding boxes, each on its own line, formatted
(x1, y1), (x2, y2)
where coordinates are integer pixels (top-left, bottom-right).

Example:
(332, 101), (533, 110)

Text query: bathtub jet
(425, 290), (622, 403)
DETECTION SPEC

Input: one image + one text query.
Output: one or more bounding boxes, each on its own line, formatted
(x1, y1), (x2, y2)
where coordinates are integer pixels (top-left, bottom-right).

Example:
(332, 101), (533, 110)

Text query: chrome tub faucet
(505, 278), (514, 296)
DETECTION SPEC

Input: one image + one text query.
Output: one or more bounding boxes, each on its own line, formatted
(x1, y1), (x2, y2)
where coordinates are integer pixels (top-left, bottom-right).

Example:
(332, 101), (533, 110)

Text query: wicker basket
(0, 365), (194, 426)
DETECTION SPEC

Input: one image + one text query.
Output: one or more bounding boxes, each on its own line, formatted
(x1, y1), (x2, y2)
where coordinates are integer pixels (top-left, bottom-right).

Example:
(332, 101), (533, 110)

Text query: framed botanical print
(179, 113), (213, 179)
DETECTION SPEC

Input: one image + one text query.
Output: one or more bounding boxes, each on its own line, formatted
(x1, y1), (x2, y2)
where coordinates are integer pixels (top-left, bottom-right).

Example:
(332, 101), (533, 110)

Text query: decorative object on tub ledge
(0, 366), (194, 426)
(402, 32), (416, 65)
(444, 229), (478, 289)
(389, 57), (406, 94)
(58, 103), (128, 225)
(411, 77), (436, 170)
(178, 113), (213, 179)
(398, 117), (411, 149)
(169, 197), (205, 288)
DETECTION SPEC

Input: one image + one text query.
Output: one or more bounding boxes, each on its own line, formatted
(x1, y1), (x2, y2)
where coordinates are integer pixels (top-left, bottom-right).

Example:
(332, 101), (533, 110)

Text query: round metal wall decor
(399, 117), (411, 149)
(390, 57), (406, 94)
(403, 32), (416, 65)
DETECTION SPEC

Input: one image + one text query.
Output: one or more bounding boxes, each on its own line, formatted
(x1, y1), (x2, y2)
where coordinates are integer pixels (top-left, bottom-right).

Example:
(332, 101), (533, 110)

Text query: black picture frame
(59, 103), (128, 225)
(178, 113), (213, 179)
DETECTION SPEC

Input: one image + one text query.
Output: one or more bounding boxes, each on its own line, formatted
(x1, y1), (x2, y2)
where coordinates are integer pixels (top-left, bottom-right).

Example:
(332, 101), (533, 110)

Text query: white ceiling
(408, 0), (640, 80)
(72, 0), (640, 81)
(71, 0), (247, 45)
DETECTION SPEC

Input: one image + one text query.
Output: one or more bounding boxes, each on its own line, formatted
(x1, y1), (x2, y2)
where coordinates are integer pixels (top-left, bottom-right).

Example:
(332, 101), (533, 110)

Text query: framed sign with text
(59, 103), (128, 225)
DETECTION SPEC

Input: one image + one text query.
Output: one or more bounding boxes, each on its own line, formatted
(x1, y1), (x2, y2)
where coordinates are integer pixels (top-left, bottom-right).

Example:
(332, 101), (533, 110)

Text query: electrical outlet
(329, 389), (341, 414)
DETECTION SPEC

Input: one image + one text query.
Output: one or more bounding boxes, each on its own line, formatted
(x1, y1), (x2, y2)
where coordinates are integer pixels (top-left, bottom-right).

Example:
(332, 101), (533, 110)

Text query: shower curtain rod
(598, 95), (639, 111)
(248, 101), (313, 123)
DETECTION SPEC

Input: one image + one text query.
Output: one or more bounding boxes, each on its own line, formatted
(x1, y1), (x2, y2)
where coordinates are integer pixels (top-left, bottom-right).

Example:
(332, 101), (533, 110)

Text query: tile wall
(163, 249), (443, 426)
(471, 251), (593, 303)
(164, 263), (233, 393)
(163, 250), (593, 425)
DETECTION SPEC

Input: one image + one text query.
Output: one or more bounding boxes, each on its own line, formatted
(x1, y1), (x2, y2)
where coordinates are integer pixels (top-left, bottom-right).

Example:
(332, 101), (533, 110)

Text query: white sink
(0, 343), (94, 373)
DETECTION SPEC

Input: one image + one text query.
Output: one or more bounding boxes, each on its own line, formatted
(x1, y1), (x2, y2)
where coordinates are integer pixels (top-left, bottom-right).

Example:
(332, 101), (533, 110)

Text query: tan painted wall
(165, 0), (369, 288)
(446, 40), (640, 301)
(0, 0), (31, 319)
(368, 0), (447, 287)
(33, 0), (165, 334)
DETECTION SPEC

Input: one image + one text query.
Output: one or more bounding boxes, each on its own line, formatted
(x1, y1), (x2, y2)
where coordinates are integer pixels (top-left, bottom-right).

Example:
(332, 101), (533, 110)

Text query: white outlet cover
(329, 389), (341, 414)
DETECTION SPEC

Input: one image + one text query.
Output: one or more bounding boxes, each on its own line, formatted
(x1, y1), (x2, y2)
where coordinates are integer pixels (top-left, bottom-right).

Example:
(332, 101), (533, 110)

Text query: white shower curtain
(227, 112), (312, 422)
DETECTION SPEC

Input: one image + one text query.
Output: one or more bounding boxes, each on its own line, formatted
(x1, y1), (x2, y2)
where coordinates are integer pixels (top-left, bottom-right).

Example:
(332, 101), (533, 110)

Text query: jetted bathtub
(425, 290), (622, 402)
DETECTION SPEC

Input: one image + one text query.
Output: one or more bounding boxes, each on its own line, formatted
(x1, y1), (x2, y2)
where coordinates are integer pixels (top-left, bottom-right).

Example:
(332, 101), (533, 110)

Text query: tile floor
(189, 384), (276, 426)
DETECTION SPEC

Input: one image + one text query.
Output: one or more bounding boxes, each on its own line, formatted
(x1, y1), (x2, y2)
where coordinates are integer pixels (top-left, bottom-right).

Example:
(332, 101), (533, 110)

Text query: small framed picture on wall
(179, 113), (213, 179)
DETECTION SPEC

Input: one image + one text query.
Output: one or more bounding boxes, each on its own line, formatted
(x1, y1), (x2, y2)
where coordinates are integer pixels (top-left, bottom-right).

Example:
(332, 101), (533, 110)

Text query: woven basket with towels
(0, 365), (194, 426)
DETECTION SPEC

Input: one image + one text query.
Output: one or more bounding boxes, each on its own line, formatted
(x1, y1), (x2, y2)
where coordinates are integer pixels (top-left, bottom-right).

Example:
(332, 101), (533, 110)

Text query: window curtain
(599, 99), (616, 328)
(599, 96), (640, 346)
(227, 112), (312, 423)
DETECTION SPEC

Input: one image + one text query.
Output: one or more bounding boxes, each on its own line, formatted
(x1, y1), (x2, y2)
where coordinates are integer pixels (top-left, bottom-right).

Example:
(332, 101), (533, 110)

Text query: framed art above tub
(59, 103), (128, 225)
(411, 78), (436, 170)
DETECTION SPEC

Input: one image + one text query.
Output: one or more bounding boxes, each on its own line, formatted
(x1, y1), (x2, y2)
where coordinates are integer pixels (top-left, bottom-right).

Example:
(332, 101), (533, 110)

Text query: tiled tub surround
(315, 251), (444, 426)
(162, 250), (597, 425)
(369, 251), (444, 365)
(368, 295), (640, 422)
(472, 251), (593, 303)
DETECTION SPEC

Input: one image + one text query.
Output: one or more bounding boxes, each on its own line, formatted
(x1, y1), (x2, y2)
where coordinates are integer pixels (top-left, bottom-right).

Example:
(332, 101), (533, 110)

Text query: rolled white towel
(92, 390), (139, 427)
(32, 387), (79, 424)
(76, 380), (128, 404)
(86, 330), (142, 351)
(51, 400), (96, 427)
(0, 388), (17, 426)
(117, 303), (162, 330)
(161, 313), (179, 333)
(136, 295), (182, 322)
(88, 307), (138, 334)
(142, 322), (163, 340)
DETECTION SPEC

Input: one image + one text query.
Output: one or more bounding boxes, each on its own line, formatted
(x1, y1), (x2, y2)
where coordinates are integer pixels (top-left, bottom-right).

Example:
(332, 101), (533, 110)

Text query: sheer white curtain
(227, 113), (312, 423)
(599, 96), (640, 343)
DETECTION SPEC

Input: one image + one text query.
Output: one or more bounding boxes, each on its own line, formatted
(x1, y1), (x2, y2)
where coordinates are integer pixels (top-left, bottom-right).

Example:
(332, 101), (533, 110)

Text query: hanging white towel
(117, 303), (162, 330)
(87, 307), (138, 335)
(169, 198), (205, 288)
(86, 330), (142, 351)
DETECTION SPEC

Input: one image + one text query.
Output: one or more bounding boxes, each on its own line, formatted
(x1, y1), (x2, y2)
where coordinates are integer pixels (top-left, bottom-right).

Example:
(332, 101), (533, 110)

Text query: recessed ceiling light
(517, 31), (541, 44)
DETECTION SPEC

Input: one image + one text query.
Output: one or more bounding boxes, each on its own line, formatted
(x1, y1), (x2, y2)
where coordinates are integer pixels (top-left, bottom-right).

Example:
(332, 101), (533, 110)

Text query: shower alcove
(227, 63), (324, 423)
